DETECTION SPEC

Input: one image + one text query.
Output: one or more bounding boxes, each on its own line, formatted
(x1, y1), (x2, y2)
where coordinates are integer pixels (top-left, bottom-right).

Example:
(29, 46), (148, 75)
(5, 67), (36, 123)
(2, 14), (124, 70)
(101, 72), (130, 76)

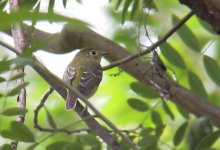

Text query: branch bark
(179, 0), (220, 34)
(9, 0), (28, 149)
(11, 14), (220, 128)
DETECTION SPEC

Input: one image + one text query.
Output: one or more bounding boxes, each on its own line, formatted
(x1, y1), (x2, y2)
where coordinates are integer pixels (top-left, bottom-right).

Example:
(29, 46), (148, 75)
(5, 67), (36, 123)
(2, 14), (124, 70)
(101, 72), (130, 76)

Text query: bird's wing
(63, 65), (77, 110)
(63, 66), (76, 84)
(78, 65), (103, 96)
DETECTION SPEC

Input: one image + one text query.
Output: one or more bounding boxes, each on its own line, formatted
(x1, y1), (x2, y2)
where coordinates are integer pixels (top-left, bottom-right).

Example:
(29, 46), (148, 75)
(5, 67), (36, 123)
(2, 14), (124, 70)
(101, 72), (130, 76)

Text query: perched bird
(63, 48), (108, 110)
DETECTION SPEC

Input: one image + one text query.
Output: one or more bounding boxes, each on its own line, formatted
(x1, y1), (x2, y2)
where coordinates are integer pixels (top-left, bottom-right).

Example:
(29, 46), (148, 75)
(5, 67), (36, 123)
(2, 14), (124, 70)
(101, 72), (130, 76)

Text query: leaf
(0, 60), (12, 74)
(130, 0), (139, 20)
(115, 0), (123, 10)
(80, 134), (100, 146)
(203, 55), (220, 86)
(45, 107), (57, 129)
(130, 82), (159, 99)
(0, 76), (6, 83)
(140, 128), (154, 136)
(188, 71), (208, 98)
(160, 43), (186, 69)
(127, 98), (149, 112)
(0, 121), (35, 142)
(121, 0), (132, 24)
(172, 15), (201, 52)
(176, 105), (189, 119)
(151, 111), (163, 126)
(62, 143), (83, 150)
(189, 117), (213, 150)
(138, 134), (158, 150)
(162, 101), (175, 120)
(46, 141), (68, 150)
(197, 17), (214, 34)
(48, 0), (55, 14)
(195, 130), (220, 150)
(173, 121), (188, 146)
(62, 0), (68, 8)
(0, 0), (8, 11)
(2, 107), (28, 116)
(27, 143), (39, 150)
(9, 72), (25, 81)
(0, 144), (13, 150)
(7, 82), (29, 96)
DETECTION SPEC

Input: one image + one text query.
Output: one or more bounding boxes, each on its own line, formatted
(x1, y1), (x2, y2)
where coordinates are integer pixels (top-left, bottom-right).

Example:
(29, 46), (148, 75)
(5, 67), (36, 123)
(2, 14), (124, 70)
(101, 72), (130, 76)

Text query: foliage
(0, 0), (220, 150)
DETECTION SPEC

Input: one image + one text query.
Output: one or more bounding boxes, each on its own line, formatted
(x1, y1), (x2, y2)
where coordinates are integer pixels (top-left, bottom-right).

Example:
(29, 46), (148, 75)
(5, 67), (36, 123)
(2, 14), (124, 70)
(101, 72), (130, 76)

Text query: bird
(63, 48), (108, 110)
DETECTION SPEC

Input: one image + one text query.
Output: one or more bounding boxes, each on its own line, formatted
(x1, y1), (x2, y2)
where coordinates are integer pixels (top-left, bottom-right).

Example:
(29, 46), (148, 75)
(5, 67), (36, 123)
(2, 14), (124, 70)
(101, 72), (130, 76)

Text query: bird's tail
(66, 91), (77, 110)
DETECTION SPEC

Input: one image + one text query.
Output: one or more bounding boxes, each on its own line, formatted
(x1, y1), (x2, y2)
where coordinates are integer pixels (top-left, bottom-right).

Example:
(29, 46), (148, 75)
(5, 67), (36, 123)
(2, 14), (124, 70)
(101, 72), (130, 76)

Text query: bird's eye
(90, 50), (97, 56)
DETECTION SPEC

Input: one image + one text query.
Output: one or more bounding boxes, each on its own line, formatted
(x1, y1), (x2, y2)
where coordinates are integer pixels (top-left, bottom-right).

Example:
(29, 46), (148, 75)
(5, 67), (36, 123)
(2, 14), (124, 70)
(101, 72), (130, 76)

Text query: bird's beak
(100, 50), (109, 56)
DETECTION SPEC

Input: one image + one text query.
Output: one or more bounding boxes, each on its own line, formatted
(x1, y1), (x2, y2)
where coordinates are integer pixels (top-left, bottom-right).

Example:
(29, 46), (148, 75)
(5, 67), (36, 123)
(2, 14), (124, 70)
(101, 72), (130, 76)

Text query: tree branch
(179, 0), (220, 34)
(6, 12), (220, 128)
(9, 0), (28, 149)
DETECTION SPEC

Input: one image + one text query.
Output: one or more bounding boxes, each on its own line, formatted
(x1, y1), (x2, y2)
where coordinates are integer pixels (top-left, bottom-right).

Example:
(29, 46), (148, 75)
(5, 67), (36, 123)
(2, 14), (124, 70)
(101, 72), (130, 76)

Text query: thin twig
(103, 11), (194, 70)
(34, 88), (90, 134)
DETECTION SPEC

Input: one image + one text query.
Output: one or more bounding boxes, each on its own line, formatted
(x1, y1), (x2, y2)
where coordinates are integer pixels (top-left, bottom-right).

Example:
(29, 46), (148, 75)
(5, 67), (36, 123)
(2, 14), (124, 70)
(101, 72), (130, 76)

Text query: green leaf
(162, 101), (175, 120)
(203, 55), (220, 86)
(27, 143), (39, 150)
(80, 134), (100, 146)
(130, 82), (159, 99)
(173, 121), (188, 146)
(121, 0), (132, 24)
(160, 43), (186, 69)
(195, 130), (220, 150)
(127, 98), (149, 112)
(0, 0), (8, 11)
(0, 60), (12, 74)
(115, 0), (123, 10)
(172, 15), (201, 52)
(46, 141), (68, 150)
(138, 134), (158, 150)
(48, 0), (55, 14)
(188, 71), (208, 98)
(176, 105), (189, 119)
(7, 82), (29, 96)
(62, 0), (68, 8)
(0, 144), (13, 150)
(9, 72), (25, 81)
(2, 107), (28, 116)
(62, 143), (83, 150)
(0, 76), (6, 83)
(151, 111), (163, 126)
(197, 17), (214, 34)
(189, 117), (213, 150)
(130, 0), (139, 20)
(45, 107), (57, 129)
(140, 128), (154, 136)
(0, 121), (35, 142)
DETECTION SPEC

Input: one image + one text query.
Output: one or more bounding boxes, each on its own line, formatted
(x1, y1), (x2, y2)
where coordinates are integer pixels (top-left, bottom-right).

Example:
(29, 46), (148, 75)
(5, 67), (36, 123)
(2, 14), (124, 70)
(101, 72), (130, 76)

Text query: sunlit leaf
(162, 101), (175, 120)
(172, 15), (201, 52)
(80, 134), (100, 146)
(62, 143), (83, 150)
(45, 107), (57, 129)
(127, 98), (149, 112)
(0, 121), (35, 142)
(160, 43), (186, 69)
(121, 0), (132, 24)
(195, 130), (220, 150)
(173, 121), (188, 146)
(9, 72), (25, 81)
(188, 71), (208, 98)
(46, 141), (68, 150)
(130, 82), (159, 99)
(203, 55), (220, 86)
(7, 82), (29, 96)
(2, 107), (28, 116)
(0, 0), (8, 11)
